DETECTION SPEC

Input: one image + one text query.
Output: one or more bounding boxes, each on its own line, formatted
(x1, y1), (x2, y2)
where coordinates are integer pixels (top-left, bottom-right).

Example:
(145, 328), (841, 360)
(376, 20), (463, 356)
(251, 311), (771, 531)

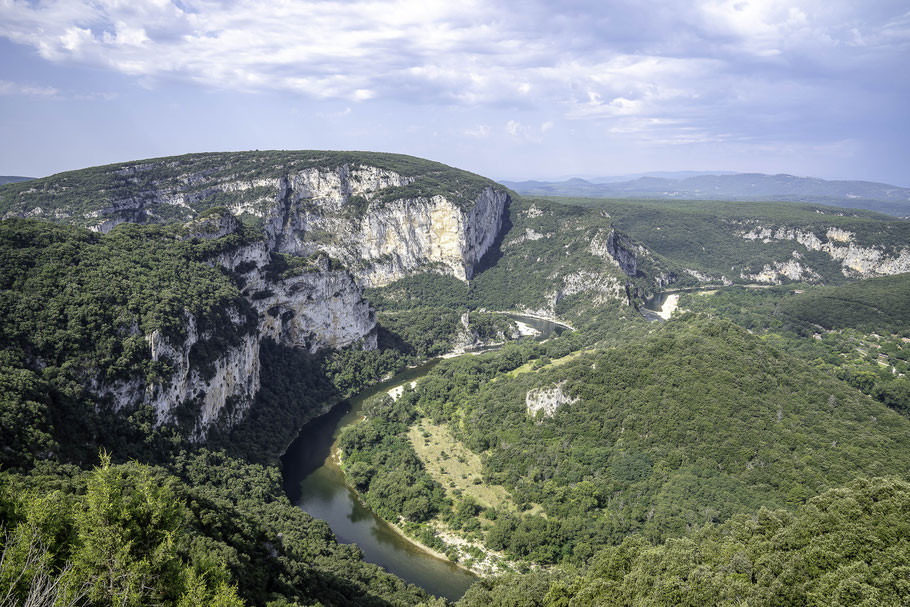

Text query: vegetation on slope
(677, 275), (910, 419)
(345, 317), (910, 567)
(1, 451), (434, 607)
(457, 476), (910, 606)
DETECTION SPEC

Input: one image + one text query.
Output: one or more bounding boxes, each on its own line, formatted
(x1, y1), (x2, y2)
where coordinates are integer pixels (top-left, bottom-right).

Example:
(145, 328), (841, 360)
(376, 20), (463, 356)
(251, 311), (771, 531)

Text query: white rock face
(589, 229), (637, 276)
(255, 265), (377, 352)
(740, 253), (821, 284)
(93, 215), (378, 439)
(275, 170), (508, 286)
(551, 270), (627, 308)
(20, 159), (509, 438)
(95, 309), (261, 440)
(684, 268), (733, 285)
(504, 227), (550, 248)
(148, 318), (260, 439)
(526, 381), (578, 417)
(739, 225), (910, 278)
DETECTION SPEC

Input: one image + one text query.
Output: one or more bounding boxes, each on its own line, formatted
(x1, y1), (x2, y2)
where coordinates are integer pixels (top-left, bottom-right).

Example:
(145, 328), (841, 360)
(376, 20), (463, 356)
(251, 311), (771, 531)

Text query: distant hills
(0, 176), (33, 186)
(500, 172), (910, 216)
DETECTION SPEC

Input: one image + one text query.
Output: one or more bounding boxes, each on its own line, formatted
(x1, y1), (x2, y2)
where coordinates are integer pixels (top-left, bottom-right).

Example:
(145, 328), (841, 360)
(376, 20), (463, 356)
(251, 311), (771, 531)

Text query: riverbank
(331, 446), (469, 569)
(497, 310), (575, 331)
(281, 312), (570, 598)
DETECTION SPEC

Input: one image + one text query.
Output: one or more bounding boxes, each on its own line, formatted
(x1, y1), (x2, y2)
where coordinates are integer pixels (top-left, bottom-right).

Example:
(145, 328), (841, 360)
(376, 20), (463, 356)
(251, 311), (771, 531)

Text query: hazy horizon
(2, 1), (908, 186)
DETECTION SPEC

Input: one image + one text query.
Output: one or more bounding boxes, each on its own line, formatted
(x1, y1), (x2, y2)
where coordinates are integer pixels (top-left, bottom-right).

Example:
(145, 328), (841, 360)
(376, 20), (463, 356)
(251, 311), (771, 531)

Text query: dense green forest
(344, 317), (910, 569)
(1, 451), (435, 606)
(673, 277), (910, 420)
(457, 476), (910, 606)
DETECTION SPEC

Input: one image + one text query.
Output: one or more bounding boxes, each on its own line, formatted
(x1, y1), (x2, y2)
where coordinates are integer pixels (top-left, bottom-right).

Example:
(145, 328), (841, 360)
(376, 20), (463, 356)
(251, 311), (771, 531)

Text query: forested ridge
(531, 196), (910, 285)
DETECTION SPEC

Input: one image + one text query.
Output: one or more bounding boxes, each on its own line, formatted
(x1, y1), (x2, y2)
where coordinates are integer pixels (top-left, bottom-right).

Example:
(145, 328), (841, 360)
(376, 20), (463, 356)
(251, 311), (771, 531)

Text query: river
(281, 314), (567, 601)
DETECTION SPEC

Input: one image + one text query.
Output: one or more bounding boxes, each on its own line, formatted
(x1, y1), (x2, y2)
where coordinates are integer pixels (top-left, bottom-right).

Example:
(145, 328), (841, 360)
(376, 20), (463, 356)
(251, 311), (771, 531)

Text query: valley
(1, 151), (909, 606)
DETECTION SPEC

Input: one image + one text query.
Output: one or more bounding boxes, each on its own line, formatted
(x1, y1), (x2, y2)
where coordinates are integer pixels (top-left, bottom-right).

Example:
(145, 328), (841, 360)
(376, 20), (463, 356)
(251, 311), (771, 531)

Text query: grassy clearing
(506, 349), (587, 378)
(408, 421), (514, 510)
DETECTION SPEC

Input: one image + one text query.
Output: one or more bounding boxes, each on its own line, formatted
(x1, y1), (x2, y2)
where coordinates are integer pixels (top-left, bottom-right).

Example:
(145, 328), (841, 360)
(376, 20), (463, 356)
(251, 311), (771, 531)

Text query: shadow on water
(281, 313), (566, 601)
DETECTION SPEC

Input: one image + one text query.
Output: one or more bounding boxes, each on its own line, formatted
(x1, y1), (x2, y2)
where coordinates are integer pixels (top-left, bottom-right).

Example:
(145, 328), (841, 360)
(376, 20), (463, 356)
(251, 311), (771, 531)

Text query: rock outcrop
(526, 381), (578, 418)
(739, 225), (910, 278)
(95, 211), (378, 439)
(740, 252), (821, 284)
(273, 171), (508, 286)
(590, 229), (638, 276)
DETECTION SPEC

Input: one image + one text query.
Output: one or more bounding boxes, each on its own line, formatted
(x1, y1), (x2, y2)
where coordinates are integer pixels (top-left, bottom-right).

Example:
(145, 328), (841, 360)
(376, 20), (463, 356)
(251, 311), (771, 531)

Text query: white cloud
(0, 0), (906, 148)
(0, 80), (58, 97)
(464, 124), (490, 138)
(505, 119), (552, 143)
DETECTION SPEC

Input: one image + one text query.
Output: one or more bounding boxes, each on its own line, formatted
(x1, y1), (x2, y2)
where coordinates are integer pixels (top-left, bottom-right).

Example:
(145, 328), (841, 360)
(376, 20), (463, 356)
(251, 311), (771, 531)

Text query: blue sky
(1, 0), (908, 185)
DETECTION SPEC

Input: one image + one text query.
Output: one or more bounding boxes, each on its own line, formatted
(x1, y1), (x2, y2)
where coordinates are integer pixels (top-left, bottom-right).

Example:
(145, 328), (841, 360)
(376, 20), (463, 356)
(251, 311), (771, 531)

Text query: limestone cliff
(272, 167), (508, 286)
(1, 151), (509, 288)
(95, 211), (377, 439)
(526, 381), (578, 418)
(738, 225), (910, 280)
(0, 152), (510, 438)
(590, 229), (638, 277)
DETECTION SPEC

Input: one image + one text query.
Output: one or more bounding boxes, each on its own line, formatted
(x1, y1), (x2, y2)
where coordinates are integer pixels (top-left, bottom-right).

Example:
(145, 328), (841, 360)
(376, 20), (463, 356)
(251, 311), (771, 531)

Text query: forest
(1, 172), (909, 606)
(340, 316), (910, 569)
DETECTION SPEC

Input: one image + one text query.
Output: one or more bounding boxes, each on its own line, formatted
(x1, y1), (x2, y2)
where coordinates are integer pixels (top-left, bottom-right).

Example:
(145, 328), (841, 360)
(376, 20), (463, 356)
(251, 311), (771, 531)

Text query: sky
(1, 0), (909, 185)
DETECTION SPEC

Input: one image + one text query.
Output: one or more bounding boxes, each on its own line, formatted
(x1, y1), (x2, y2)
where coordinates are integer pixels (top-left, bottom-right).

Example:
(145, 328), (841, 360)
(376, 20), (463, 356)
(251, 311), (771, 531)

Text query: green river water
(281, 314), (565, 601)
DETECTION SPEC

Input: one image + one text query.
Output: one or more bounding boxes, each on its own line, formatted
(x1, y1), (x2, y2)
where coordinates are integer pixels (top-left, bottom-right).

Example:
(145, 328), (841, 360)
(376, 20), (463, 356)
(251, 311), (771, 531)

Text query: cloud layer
(1, 0), (908, 180)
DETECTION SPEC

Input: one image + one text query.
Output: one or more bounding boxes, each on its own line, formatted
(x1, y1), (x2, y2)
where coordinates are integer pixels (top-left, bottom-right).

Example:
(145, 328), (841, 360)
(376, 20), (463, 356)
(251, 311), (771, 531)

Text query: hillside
(340, 318), (910, 567)
(0, 176), (32, 186)
(677, 275), (910, 420)
(367, 196), (672, 327)
(501, 173), (910, 216)
(535, 197), (910, 286)
(458, 476), (910, 606)
(679, 273), (910, 335)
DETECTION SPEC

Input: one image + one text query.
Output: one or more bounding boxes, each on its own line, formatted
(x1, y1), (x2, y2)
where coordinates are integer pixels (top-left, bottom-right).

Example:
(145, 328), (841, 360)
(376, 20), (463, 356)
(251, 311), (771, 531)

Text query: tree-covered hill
(347, 317), (910, 566)
(458, 476), (910, 606)
(676, 275), (910, 421)
(678, 274), (910, 336)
